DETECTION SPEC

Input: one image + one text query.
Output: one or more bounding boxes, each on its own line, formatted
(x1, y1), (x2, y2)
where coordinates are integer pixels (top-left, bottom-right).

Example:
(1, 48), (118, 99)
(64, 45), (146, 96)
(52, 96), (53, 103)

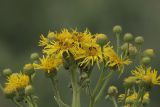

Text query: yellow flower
(33, 55), (63, 73)
(4, 73), (29, 93)
(54, 29), (73, 41)
(132, 66), (160, 85)
(72, 29), (95, 46)
(42, 29), (76, 57)
(39, 34), (49, 46)
(126, 92), (138, 102)
(103, 43), (131, 70)
(74, 42), (103, 67)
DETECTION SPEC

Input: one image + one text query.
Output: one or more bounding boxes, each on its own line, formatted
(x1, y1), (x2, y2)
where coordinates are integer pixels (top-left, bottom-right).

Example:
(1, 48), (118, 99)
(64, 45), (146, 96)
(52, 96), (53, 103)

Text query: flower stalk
(70, 65), (81, 107)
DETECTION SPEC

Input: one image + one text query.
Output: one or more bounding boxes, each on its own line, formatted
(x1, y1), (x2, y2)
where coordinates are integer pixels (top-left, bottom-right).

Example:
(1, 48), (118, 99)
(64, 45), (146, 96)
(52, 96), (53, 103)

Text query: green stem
(95, 71), (113, 102)
(29, 96), (36, 107)
(112, 97), (118, 107)
(12, 98), (24, 107)
(89, 70), (105, 107)
(70, 66), (80, 107)
(89, 69), (113, 107)
(116, 33), (120, 55)
(51, 78), (70, 107)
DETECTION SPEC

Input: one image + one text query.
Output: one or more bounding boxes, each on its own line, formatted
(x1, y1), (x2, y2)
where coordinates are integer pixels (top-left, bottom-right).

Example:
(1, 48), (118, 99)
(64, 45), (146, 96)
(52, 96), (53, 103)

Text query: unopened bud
(95, 34), (108, 46)
(113, 25), (122, 34)
(135, 36), (144, 45)
(141, 56), (151, 65)
(3, 68), (12, 77)
(23, 64), (35, 75)
(123, 33), (133, 42)
(47, 32), (56, 40)
(123, 76), (137, 88)
(143, 49), (154, 58)
(25, 85), (34, 95)
(128, 46), (138, 56)
(108, 85), (118, 96)
(30, 53), (39, 61)
(121, 43), (133, 51)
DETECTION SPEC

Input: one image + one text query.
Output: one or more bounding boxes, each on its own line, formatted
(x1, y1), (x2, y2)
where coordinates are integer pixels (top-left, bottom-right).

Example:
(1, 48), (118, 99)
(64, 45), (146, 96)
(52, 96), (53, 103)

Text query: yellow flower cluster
(4, 73), (29, 94)
(36, 29), (131, 72)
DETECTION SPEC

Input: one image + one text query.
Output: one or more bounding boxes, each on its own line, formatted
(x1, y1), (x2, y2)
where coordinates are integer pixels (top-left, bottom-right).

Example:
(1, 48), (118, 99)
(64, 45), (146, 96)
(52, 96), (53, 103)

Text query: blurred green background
(0, 0), (160, 107)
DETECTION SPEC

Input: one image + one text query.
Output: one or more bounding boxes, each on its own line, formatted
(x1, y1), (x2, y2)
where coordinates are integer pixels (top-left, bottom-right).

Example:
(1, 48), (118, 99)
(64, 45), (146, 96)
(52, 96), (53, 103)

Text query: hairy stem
(70, 65), (80, 107)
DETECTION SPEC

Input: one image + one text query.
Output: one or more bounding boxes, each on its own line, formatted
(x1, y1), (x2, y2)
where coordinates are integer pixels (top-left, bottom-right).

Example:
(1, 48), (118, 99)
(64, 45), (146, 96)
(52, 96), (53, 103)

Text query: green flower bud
(123, 76), (137, 88)
(143, 49), (154, 58)
(141, 56), (151, 65)
(123, 33), (133, 42)
(113, 25), (122, 34)
(47, 32), (56, 40)
(121, 43), (133, 51)
(108, 85), (118, 96)
(128, 46), (138, 56)
(2, 68), (12, 76)
(95, 34), (108, 46)
(135, 36), (144, 45)
(23, 64), (35, 75)
(25, 85), (34, 95)
(30, 53), (39, 61)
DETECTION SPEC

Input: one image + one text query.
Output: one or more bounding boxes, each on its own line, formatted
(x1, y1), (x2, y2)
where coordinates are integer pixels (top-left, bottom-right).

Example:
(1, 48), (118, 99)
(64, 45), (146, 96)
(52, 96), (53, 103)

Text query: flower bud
(128, 46), (138, 56)
(2, 68), (12, 77)
(23, 64), (35, 76)
(25, 85), (34, 95)
(3, 87), (15, 99)
(143, 49), (154, 58)
(123, 76), (137, 88)
(108, 86), (118, 96)
(113, 25), (122, 34)
(135, 36), (144, 45)
(121, 43), (133, 51)
(95, 34), (108, 46)
(47, 32), (56, 40)
(123, 33), (133, 42)
(141, 56), (151, 65)
(30, 53), (39, 61)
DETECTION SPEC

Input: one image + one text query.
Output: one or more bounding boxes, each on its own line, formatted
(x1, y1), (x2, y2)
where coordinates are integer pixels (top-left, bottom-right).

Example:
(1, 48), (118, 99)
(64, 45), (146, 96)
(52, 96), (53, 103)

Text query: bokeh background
(0, 0), (160, 107)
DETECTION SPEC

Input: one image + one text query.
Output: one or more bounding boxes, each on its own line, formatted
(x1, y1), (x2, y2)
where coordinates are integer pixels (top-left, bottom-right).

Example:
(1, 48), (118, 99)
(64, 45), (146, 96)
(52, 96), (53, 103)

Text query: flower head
(74, 42), (103, 67)
(39, 34), (49, 46)
(33, 55), (63, 73)
(103, 43), (131, 70)
(4, 73), (29, 94)
(132, 66), (160, 86)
